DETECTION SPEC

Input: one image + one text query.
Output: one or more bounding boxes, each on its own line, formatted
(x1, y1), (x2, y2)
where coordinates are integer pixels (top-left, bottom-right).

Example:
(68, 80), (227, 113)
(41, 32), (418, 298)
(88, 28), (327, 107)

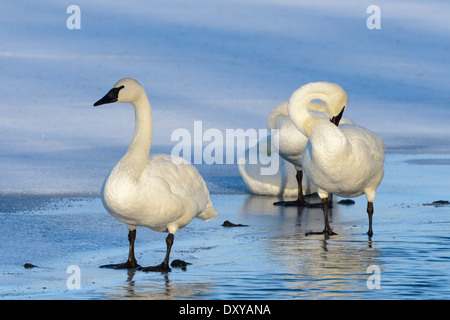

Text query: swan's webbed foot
(100, 260), (139, 269)
(138, 263), (171, 273)
(273, 199), (309, 207)
(304, 197), (337, 237)
(138, 233), (174, 273)
(100, 230), (139, 269)
(273, 200), (328, 208)
(305, 228), (338, 237)
(306, 202), (325, 208)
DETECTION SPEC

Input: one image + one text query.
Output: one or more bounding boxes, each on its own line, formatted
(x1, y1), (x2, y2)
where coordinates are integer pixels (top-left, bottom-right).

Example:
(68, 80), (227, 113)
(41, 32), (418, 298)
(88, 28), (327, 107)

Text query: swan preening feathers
(287, 82), (385, 236)
(238, 97), (351, 201)
(268, 90), (353, 207)
(94, 78), (217, 272)
(93, 78), (384, 272)
(239, 81), (384, 236)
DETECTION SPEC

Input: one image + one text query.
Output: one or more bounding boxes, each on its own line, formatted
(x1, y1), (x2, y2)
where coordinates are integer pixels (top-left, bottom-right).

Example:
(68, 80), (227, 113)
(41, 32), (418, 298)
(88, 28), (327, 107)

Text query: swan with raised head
(94, 78), (218, 272)
(269, 90), (351, 206)
(287, 82), (385, 236)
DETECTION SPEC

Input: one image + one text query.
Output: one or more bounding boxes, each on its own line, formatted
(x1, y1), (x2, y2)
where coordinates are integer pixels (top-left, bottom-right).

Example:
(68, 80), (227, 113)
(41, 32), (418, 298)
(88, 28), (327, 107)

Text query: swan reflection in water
(101, 268), (216, 300)
(240, 194), (383, 298)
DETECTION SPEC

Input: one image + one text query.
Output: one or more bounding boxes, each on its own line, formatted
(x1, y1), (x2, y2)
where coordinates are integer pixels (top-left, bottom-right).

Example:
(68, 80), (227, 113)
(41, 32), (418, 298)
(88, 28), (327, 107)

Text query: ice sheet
(1, 0), (449, 195)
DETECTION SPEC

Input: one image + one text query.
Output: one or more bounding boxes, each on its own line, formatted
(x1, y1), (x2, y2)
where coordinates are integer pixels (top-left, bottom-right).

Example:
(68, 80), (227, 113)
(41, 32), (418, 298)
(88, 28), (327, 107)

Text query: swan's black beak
(331, 106), (345, 126)
(93, 85), (124, 106)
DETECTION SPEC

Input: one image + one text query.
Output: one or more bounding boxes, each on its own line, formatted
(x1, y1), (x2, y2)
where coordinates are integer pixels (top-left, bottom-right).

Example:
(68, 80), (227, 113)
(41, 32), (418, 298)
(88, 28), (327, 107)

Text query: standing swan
(269, 94), (351, 206)
(237, 95), (351, 199)
(288, 82), (385, 236)
(94, 78), (218, 271)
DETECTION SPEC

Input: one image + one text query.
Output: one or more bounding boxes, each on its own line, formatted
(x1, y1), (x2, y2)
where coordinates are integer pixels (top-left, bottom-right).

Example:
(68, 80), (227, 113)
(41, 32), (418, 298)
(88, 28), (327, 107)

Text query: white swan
(288, 82), (385, 236)
(238, 135), (317, 197)
(238, 93), (351, 201)
(268, 98), (352, 206)
(94, 78), (218, 271)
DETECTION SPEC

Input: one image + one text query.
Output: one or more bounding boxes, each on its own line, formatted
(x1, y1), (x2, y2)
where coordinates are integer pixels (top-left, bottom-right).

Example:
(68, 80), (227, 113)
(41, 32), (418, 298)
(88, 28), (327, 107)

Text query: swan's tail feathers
(370, 136), (386, 163)
(371, 149), (385, 162)
(197, 201), (218, 221)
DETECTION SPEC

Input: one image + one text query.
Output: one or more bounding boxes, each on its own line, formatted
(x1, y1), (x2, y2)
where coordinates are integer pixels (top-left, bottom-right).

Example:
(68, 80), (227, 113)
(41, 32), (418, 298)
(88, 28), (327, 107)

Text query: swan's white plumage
(267, 101), (308, 171)
(102, 154), (217, 234)
(301, 122), (385, 201)
(288, 82), (385, 201)
(268, 100), (353, 171)
(287, 81), (385, 234)
(238, 95), (352, 197)
(238, 136), (316, 197)
(99, 78), (217, 236)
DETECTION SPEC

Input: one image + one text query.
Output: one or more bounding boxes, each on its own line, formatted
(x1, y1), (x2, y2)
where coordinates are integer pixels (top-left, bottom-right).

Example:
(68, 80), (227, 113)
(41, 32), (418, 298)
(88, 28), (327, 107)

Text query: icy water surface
(0, 154), (450, 300)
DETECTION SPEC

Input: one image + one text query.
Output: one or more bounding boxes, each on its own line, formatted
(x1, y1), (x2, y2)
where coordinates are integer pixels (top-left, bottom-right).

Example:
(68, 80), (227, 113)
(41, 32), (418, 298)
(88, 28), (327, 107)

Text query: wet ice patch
(0, 194), (95, 214)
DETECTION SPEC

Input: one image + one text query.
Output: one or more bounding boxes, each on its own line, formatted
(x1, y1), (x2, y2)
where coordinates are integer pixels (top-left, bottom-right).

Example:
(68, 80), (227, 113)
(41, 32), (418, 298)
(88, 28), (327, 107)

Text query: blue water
(1, 154), (450, 299)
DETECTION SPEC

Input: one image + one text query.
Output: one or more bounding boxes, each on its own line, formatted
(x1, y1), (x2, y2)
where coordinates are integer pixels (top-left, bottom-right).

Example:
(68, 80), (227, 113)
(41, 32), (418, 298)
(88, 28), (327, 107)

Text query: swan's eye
(111, 85), (125, 95)
(108, 85), (125, 100)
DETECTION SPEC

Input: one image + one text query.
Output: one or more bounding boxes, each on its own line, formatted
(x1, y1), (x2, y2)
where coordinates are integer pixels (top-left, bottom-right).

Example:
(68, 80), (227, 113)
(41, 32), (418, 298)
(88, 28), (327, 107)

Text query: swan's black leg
(367, 202), (374, 237)
(274, 170), (309, 207)
(322, 198), (337, 235)
(100, 229), (139, 269)
(305, 197), (337, 236)
(139, 233), (174, 272)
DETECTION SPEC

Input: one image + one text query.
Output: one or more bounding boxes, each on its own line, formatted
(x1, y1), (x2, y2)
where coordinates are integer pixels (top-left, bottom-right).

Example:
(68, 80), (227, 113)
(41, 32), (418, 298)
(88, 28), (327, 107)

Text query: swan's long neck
(118, 93), (153, 180)
(288, 89), (330, 138)
(288, 85), (347, 152)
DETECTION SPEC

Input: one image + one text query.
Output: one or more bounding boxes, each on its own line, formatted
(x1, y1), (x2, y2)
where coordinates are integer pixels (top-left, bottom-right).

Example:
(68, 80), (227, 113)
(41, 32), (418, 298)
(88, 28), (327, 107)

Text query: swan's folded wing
(144, 154), (216, 217)
(340, 124), (385, 163)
